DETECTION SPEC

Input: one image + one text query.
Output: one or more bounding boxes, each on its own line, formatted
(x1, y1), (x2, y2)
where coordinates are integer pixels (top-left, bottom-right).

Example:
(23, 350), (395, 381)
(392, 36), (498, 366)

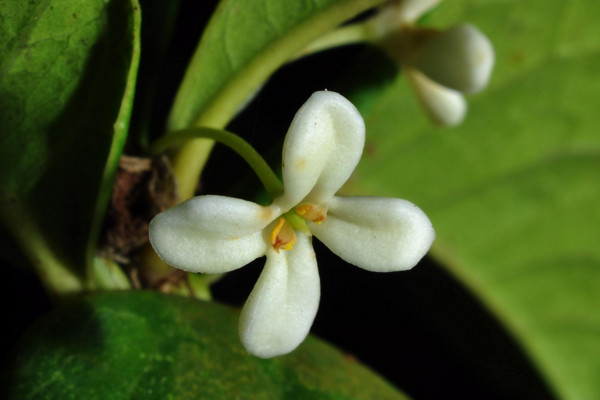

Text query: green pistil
(284, 209), (311, 236)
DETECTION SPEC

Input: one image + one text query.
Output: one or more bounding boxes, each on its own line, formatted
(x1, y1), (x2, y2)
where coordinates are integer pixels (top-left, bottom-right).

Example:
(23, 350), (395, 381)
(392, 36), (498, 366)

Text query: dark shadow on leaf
(29, 0), (136, 269)
(0, 297), (100, 399)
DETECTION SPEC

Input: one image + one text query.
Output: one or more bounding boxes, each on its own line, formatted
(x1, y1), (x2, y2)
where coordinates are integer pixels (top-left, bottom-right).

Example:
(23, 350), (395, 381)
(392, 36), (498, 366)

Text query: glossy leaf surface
(2, 291), (409, 400)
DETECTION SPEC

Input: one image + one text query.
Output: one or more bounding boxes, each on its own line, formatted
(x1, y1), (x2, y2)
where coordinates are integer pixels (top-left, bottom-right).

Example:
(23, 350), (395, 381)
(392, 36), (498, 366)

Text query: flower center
(269, 204), (328, 252)
(295, 203), (327, 224)
(270, 217), (296, 253)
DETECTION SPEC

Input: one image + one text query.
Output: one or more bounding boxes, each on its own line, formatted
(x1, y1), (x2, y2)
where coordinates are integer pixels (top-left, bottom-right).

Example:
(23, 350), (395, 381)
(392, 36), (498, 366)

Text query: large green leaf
(2, 291), (409, 400)
(349, 1), (600, 399)
(0, 0), (141, 292)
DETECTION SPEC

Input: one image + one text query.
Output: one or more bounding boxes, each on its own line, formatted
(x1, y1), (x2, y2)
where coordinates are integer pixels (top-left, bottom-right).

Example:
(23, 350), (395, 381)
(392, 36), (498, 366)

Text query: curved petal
(239, 233), (320, 358)
(277, 91), (365, 210)
(406, 68), (466, 127)
(396, 0), (441, 24)
(310, 196), (435, 272)
(415, 24), (495, 94)
(149, 195), (276, 273)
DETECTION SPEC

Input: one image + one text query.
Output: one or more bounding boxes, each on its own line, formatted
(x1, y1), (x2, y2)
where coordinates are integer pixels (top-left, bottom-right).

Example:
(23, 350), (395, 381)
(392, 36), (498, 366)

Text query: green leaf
(348, 1), (600, 399)
(2, 291), (409, 400)
(167, 0), (390, 130)
(0, 0), (141, 293)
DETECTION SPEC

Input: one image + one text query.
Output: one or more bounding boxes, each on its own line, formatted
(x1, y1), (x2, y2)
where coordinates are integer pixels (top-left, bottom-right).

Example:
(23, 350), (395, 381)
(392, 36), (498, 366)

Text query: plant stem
(0, 207), (85, 299)
(294, 21), (378, 60)
(150, 127), (283, 198)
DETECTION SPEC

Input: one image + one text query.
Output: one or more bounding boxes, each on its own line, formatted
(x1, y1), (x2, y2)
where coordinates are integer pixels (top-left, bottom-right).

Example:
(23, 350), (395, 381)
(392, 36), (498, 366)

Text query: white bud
(406, 68), (466, 126)
(415, 24), (494, 94)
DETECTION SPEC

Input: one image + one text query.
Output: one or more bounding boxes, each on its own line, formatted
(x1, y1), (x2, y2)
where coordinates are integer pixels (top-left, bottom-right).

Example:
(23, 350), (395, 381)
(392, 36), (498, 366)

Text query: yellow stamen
(270, 218), (296, 252)
(295, 203), (327, 224)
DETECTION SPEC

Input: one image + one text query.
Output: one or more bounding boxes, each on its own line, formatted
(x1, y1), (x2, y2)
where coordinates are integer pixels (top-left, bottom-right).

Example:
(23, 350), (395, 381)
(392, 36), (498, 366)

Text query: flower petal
(396, 0), (441, 24)
(415, 24), (495, 94)
(239, 232), (320, 358)
(149, 195), (276, 273)
(310, 196), (435, 272)
(406, 67), (467, 126)
(276, 91), (365, 210)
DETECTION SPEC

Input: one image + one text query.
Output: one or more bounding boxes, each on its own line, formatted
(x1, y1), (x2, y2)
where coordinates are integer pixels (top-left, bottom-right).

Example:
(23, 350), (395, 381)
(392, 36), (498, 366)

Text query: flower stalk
(150, 127), (283, 199)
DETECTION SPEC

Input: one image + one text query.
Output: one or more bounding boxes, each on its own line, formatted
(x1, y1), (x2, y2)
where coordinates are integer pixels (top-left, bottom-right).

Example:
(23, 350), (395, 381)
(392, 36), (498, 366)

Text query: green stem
(294, 21), (379, 60)
(150, 127), (283, 198)
(0, 206), (85, 299)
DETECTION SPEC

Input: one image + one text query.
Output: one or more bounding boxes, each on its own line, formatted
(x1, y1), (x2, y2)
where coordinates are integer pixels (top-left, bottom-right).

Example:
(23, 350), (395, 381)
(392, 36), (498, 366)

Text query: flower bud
(414, 24), (495, 94)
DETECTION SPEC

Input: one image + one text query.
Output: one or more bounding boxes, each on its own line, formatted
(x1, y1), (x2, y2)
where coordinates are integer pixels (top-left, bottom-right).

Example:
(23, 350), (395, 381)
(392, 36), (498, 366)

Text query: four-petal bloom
(149, 91), (435, 358)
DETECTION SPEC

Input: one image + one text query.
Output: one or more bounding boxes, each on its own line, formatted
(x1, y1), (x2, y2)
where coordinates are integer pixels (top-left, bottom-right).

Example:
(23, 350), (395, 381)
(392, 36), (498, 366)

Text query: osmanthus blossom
(372, 0), (495, 126)
(149, 91), (435, 358)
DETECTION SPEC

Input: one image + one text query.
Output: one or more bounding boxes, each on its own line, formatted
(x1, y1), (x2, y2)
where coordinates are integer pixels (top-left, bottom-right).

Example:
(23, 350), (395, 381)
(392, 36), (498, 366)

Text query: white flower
(375, 0), (495, 126)
(149, 91), (435, 358)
